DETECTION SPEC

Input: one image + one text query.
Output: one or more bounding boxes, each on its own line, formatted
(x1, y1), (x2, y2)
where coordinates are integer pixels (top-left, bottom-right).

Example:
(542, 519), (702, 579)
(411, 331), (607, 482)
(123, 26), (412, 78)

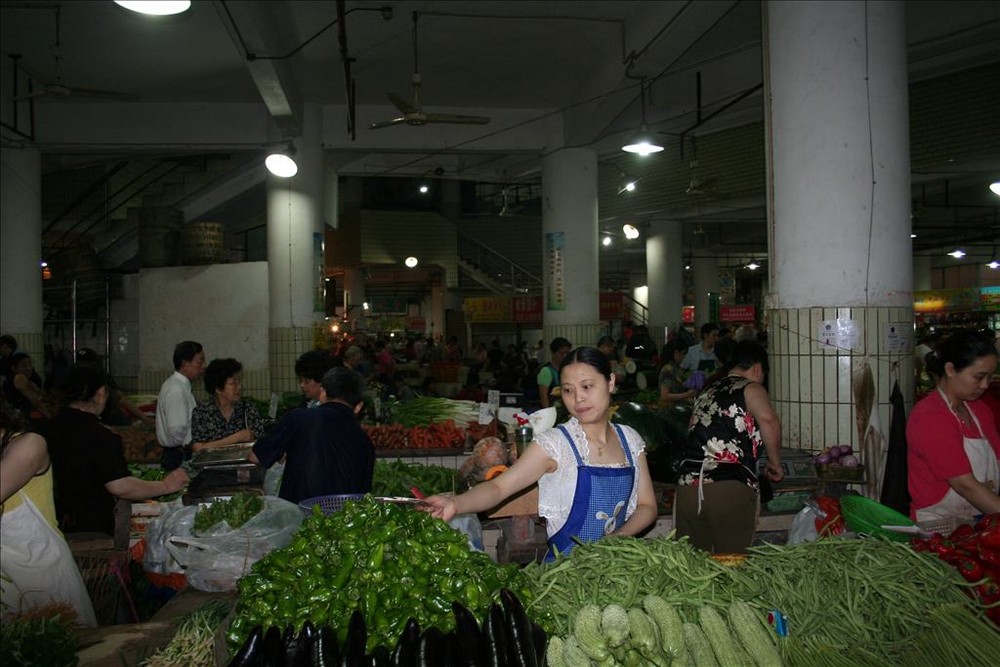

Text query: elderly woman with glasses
(190, 358), (266, 453)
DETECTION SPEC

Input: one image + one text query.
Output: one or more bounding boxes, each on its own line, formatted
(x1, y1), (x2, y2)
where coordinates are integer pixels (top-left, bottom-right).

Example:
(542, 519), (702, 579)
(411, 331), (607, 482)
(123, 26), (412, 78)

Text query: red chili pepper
(978, 544), (1000, 570)
(975, 580), (1000, 605)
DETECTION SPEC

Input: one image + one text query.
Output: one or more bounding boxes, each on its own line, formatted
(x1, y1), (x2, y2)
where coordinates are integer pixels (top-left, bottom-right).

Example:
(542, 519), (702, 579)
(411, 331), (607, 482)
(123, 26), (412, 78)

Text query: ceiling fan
(11, 8), (136, 102)
(369, 12), (489, 130)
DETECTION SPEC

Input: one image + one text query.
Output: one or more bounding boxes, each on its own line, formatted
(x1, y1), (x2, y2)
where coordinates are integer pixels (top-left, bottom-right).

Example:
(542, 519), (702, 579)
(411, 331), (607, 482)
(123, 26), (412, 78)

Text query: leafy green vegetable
(0, 613), (78, 667)
(385, 396), (479, 428)
(193, 493), (264, 533)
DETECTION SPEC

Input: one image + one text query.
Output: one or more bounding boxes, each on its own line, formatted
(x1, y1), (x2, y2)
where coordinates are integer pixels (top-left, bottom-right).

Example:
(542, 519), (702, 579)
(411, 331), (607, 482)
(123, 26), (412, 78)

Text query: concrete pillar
(0, 146), (44, 358)
(647, 220), (684, 349)
(764, 0), (912, 453)
(541, 148), (601, 349)
(268, 104), (325, 391)
(692, 256), (720, 325)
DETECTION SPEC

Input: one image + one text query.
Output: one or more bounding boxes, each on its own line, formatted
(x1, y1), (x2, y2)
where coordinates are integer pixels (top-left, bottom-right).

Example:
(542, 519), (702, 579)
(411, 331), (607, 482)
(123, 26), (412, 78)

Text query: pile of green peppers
(227, 496), (534, 655)
(228, 590), (546, 666)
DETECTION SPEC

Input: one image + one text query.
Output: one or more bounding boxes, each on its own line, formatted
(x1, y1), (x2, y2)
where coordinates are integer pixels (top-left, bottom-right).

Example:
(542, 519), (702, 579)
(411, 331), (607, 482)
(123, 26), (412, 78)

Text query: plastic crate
(298, 493), (366, 515)
(839, 495), (914, 542)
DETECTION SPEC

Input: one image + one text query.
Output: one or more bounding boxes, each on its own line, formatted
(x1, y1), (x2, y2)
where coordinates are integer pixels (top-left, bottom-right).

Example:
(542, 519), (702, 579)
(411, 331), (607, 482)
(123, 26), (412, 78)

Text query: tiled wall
(769, 306), (914, 452)
(270, 326), (315, 393)
(137, 365), (270, 404)
(542, 324), (603, 352)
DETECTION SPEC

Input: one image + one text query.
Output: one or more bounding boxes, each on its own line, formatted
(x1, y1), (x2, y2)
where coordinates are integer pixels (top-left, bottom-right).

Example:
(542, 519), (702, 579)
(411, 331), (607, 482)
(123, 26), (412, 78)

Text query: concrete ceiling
(1, 0), (998, 276)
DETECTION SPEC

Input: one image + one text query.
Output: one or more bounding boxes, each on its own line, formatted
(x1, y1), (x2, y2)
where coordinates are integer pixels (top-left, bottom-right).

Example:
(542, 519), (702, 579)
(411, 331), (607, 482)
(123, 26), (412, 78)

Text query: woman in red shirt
(907, 330), (1000, 523)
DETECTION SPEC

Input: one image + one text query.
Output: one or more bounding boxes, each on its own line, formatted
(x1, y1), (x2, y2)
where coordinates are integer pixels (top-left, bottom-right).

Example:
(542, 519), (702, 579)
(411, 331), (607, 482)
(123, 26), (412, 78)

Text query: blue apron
(547, 423), (636, 560)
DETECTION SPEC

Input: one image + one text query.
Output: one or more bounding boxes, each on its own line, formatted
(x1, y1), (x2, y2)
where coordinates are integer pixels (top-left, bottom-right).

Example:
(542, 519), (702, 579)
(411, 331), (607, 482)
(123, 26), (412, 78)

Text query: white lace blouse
(534, 417), (646, 537)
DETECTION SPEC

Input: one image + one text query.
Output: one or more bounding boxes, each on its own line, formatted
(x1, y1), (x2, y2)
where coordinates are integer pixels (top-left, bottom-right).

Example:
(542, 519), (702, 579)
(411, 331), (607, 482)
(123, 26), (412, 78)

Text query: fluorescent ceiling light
(114, 1), (192, 16)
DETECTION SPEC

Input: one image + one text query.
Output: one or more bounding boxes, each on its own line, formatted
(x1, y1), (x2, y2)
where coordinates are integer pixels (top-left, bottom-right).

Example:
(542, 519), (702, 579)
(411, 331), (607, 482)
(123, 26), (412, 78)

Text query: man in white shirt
(680, 323), (720, 374)
(156, 340), (205, 470)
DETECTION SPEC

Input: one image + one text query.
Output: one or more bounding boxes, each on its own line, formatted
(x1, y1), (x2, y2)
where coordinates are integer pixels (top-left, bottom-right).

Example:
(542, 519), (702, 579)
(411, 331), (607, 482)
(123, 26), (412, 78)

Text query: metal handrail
(457, 233), (542, 294)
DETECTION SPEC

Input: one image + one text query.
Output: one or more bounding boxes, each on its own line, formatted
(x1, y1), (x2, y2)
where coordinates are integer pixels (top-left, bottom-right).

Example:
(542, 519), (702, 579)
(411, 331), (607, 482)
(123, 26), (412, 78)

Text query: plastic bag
(448, 513), (484, 552)
(787, 503), (821, 545)
(263, 462), (284, 497)
(161, 496), (303, 592)
(143, 498), (191, 576)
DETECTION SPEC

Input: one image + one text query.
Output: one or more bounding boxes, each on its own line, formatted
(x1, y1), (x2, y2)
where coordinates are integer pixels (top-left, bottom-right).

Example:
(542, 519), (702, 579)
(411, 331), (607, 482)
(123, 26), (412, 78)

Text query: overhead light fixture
(947, 249), (966, 259)
(988, 260), (1000, 270)
(990, 181), (1000, 196)
(418, 184), (429, 194)
(602, 236), (613, 247)
(911, 233), (917, 239)
(621, 78), (663, 155)
(265, 143), (298, 178)
(404, 256), (419, 268)
(684, 264), (691, 271)
(622, 223), (640, 240)
(362, 302), (370, 310)
(617, 174), (639, 194)
(114, 1), (192, 16)
(746, 261), (760, 271)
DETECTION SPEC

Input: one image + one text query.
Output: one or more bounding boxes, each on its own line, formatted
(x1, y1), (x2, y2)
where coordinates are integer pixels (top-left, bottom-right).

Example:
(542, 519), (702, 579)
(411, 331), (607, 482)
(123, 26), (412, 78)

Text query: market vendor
(1, 403), (96, 626)
(674, 341), (783, 554)
(423, 346), (657, 559)
(907, 330), (1000, 523)
(249, 366), (375, 504)
(190, 358), (266, 453)
(42, 363), (189, 536)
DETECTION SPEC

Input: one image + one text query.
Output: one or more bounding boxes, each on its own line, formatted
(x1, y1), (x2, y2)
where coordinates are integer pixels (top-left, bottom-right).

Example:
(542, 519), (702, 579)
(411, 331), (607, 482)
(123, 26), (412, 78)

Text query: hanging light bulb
(990, 181), (1000, 196)
(746, 261), (760, 271)
(114, 1), (191, 15)
(622, 223), (640, 240)
(418, 184), (429, 194)
(947, 249), (966, 259)
(622, 78), (663, 155)
(602, 235), (613, 247)
(405, 256), (419, 268)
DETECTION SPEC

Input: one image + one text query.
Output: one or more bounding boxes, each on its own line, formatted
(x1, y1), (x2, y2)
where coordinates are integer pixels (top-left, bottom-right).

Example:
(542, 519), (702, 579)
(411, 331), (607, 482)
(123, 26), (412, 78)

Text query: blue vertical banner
(314, 232), (325, 312)
(545, 231), (566, 311)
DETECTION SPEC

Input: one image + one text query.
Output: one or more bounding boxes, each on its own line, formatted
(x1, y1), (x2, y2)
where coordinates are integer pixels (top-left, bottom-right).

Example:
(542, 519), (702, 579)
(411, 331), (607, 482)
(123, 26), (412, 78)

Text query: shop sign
(599, 292), (624, 320)
(682, 306), (695, 324)
(464, 296), (512, 323)
(512, 295), (542, 324)
(981, 286), (1000, 312)
(914, 288), (981, 313)
(719, 305), (756, 322)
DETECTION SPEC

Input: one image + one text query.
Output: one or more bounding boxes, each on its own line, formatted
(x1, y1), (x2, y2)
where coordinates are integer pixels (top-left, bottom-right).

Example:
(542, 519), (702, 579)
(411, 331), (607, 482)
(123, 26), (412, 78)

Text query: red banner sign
(682, 306), (695, 324)
(512, 295), (543, 324)
(719, 305), (756, 322)
(599, 292), (624, 321)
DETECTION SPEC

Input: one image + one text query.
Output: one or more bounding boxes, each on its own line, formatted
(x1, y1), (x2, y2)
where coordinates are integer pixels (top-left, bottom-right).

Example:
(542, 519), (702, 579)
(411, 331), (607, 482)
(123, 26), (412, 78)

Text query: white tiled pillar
(647, 220), (684, 349)
(764, 1), (913, 451)
(541, 148), (602, 349)
(268, 104), (326, 392)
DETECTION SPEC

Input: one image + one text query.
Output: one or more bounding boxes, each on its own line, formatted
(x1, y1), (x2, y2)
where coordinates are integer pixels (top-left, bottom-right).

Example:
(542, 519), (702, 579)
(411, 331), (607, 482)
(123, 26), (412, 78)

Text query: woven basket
(298, 493), (366, 515)
(839, 495), (914, 542)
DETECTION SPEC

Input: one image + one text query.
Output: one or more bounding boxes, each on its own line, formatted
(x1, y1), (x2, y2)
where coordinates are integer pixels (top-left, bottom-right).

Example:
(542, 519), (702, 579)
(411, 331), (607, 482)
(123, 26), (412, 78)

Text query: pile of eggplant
(228, 588), (546, 667)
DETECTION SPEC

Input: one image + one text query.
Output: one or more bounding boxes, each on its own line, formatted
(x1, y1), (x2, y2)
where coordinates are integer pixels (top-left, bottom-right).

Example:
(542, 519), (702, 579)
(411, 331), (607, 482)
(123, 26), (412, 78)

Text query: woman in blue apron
(423, 347), (658, 559)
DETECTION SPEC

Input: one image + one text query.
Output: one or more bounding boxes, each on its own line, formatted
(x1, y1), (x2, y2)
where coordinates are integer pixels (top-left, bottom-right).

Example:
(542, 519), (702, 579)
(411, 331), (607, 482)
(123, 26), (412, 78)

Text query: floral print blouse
(677, 375), (762, 490)
(191, 400), (266, 445)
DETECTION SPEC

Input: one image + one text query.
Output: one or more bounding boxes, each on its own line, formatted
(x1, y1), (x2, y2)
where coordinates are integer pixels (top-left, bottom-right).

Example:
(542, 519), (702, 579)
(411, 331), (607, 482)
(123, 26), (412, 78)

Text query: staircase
(457, 234), (542, 296)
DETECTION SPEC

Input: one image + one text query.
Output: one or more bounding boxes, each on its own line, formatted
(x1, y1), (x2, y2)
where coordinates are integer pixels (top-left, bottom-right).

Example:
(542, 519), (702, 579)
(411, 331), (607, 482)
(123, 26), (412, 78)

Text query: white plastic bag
(786, 502), (821, 545)
(158, 496), (303, 591)
(143, 498), (190, 576)
(448, 513), (484, 552)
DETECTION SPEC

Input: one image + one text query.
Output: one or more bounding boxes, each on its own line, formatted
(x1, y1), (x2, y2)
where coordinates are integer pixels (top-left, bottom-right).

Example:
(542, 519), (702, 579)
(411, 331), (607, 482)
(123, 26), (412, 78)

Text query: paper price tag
(478, 402), (496, 425)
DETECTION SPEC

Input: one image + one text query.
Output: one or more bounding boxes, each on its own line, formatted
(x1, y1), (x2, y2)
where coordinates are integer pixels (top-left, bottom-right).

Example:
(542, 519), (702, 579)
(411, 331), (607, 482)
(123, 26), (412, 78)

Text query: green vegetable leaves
(193, 494), (264, 534)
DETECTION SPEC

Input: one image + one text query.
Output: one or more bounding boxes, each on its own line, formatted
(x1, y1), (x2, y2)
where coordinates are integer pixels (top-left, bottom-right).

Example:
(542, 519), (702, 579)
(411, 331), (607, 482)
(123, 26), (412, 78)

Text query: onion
(840, 454), (860, 467)
(827, 447), (841, 461)
(838, 444), (853, 456)
(815, 453), (832, 465)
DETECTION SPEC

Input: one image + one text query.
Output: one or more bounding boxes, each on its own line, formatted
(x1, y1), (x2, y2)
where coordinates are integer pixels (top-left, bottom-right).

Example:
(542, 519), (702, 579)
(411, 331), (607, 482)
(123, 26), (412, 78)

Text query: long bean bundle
(725, 538), (986, 664)
(385, 396), (480, 427)
(525, 533), (735, 635)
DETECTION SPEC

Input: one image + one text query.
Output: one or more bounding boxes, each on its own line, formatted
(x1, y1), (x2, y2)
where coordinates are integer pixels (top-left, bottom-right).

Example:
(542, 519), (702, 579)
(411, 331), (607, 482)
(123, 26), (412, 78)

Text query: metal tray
(189, 444), (254, 468)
